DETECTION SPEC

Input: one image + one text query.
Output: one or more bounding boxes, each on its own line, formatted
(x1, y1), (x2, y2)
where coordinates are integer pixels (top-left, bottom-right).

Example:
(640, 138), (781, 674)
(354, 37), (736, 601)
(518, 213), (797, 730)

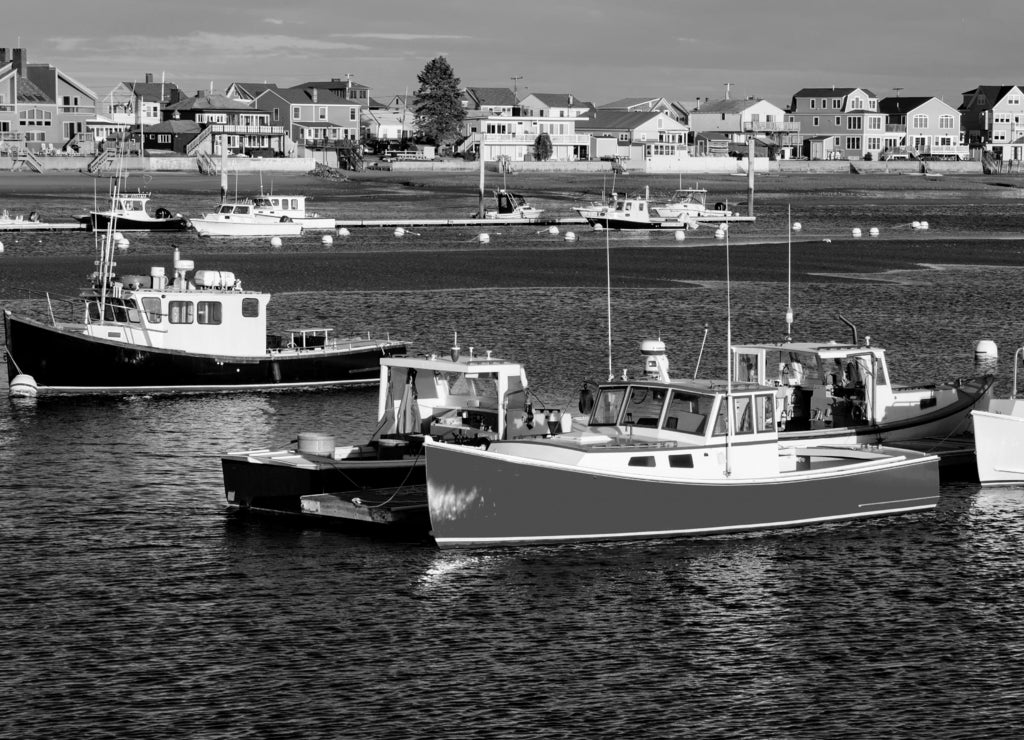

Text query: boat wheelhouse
(483, 189), (544, 220)
(250, 194), (336, 231)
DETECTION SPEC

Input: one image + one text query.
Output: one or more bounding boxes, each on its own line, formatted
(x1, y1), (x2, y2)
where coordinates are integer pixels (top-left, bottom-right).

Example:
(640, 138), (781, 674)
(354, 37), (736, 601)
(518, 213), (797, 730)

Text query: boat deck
(891, 435), (977, 477)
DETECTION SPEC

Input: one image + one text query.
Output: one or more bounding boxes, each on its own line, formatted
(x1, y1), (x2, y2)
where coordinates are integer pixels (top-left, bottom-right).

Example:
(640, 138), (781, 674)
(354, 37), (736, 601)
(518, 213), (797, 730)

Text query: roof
(230, 82), (280, 98)
(464, 87), (518, 107)
(261, 87), (355, 105)
(692, 98), (768, 114)
(166, 93), (253, 111)
(123, 81), (181, 104)
(792, 87), (876, 98)
(294, 80), (369, 92)
(146, 119), (201, 134)
(527, 92), (589, 108)
(877, 97), (934, 115)
(14, 75), (51, 104)
(599, 97), (665, 109)
(577, 109), (675, 131)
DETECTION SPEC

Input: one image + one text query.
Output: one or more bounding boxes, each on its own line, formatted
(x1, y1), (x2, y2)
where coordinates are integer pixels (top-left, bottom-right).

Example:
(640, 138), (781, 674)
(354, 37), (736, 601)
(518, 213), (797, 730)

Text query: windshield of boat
(436, 371), (500, 404)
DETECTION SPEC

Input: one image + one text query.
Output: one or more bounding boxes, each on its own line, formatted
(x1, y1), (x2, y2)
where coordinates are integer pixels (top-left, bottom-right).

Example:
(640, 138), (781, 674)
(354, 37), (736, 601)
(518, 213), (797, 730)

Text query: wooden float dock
(0, 221), (85, 232)
(334, 214), (755, 228)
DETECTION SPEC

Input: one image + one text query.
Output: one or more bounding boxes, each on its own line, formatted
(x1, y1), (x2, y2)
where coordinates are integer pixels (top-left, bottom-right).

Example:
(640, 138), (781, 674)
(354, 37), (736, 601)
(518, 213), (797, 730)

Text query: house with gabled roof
(142, 118), (202, 154)
(253, 86), (360, 155)
(462, 87), (519, 116)
(517, 93), (593, 119)
(877, 96), (967, 160)
(459, 87), (590, 161)
(786, 87), (884, 160)
(100, 73), (182, 137)
(225, 82), (280, 104)
(688, 97), (798, 155)
(293, 79), (371, 104)
(0, 46), (97, 154)
(958, 85), (1024, 159)
(166, 91), (285, 158)
(576, 109), (688, 163)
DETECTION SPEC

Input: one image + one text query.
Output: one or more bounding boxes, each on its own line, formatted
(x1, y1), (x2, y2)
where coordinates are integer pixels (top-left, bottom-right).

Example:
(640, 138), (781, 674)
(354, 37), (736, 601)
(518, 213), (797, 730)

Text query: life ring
(155, 207), (172, 219)
(851, 404), (864, 422)
(714, 202), (727, 211)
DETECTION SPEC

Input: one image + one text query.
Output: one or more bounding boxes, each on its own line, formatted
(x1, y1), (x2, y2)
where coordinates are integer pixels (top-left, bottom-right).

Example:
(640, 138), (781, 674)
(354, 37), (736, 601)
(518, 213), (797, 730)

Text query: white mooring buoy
(564, 231), (577, 241)
(477, 233), (490, 243)
(321, 235), (333, 246)
(547, 226), (559, 235)
(9, 374), (38, 398)
(792, 222), (802, 231)
(270, 236), (283, 248)
(870, 227), (880, 237)
(336, 227), (350, 237)
(394, 227), (406, 237)
(674, 230), (686, 241)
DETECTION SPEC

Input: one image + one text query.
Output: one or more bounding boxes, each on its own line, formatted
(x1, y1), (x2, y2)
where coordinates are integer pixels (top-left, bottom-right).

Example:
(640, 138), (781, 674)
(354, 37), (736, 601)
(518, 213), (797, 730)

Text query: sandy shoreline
(0, 168), (1021, 202)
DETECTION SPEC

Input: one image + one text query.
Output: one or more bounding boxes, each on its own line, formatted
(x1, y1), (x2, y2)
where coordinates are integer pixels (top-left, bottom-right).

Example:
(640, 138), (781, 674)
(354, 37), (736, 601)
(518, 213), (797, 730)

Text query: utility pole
(511, 75), (523, 98)
(724, 82), (733, 100)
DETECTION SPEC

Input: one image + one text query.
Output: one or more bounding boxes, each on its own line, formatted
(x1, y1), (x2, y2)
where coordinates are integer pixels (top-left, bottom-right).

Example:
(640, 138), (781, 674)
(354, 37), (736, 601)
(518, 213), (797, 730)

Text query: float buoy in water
(9, 374), (38, 398)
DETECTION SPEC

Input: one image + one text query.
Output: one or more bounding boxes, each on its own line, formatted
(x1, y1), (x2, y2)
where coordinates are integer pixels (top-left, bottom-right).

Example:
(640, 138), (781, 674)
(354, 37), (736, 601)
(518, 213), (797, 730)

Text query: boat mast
(605, 213), (613, 381)
(786, 204), (794, 340)
(725, 203), (733, 477)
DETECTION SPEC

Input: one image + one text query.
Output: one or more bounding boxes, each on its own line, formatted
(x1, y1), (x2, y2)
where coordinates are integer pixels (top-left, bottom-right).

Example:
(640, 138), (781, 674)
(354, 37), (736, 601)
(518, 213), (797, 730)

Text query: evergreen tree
(534, 132), (553, 161)
(413, 56), (466, 149)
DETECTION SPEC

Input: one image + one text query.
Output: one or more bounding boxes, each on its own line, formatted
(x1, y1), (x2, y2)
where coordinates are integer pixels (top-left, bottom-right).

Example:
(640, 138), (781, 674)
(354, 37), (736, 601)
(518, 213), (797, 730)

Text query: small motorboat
(250, 194), (336, 231)
(483, 189), (544, 220)
(3, 244), (405, 394)
(221, 340), (563, 527)
(574, 186), (696, 230)
(972, 342), (1024, 485)
(74, 191), (188, 232)
(424, 342), (941, 549)
(190, 199), (303, 237)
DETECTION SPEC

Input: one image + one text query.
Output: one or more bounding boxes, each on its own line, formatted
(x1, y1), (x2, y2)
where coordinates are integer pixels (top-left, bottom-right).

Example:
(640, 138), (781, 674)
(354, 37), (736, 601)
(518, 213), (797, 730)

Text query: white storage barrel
(297, 432), (336, 456)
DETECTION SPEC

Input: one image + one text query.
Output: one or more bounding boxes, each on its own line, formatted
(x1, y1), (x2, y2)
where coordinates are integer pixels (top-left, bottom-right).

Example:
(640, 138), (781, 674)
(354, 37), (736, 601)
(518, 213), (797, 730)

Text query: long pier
(0, 221), (85, 232)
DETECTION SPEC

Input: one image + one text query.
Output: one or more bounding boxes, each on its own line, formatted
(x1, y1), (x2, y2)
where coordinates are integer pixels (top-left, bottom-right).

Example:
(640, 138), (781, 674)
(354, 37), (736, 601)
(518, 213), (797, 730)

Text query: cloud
(49, 32), (370, 59)
(333, 33), (470, 41)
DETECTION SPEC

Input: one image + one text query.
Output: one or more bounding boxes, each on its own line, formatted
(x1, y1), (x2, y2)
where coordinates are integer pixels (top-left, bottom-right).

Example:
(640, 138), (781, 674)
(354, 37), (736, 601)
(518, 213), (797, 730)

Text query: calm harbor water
(3, 180), (1024, 737)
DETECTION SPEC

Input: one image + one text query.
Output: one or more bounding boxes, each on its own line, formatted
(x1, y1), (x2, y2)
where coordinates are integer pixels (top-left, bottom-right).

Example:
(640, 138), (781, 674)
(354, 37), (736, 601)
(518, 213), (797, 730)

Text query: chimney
(12, 47), (26, 77)
(145, 73), (154, 84)
(312, 88), (318, 103)
(0, 48), (7, 66)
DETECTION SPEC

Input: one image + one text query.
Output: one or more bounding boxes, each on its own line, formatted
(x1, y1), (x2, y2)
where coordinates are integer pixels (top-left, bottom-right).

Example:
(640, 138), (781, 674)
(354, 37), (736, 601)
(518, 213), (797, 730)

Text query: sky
(7, 0), (1024, 108)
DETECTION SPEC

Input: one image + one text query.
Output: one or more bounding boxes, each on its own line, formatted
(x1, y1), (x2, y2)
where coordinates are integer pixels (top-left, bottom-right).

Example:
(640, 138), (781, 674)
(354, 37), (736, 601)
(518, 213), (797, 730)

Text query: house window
(169, 301), (194, 324)
(157, 134), (170, 143)
(867, 117), (881, 130)
(810, 99), (816, 110)
(851, 97), (863, 109)
(832, 99), (841, 109)
(292, 107), (301, 120)
(273, 107), (280, 121)
(19, 108), (51, 126)
(242, 298), (259, 317)
(845, 136), (861, 149)
(835, 117), (841, 126)
(318, 107), (326, 120)
(350, 108), (356, 121)
(912, 114), (928, 129)
(847, 116), (862, 130)
(868, 137), (881, 150)
(1010, 96), (1021, 106)
(821, 98), (827, 109)
(197, 301), (222, 325)
(939, 114), (954, 129)
(812, 116), (819, 127)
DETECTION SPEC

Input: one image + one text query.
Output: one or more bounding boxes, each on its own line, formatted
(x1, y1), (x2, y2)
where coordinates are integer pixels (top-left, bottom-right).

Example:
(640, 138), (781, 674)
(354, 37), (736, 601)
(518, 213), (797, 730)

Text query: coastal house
(517, 93), (593, 119)
(166, 92), (285, 158)
(876, 96), (967, 160)
(253, 86), (360, 156)
(100, 73), (182, 133)
(142, 118), (202, 154)
(0, 46), (97, 155)
(225, 82), (279, 105)
(786, 87), (884, 160)
(458, 87), (589, 162)
(958, 85), (1024, 160)
(575, 109), (689, 164)
(688, 97), (798, 157)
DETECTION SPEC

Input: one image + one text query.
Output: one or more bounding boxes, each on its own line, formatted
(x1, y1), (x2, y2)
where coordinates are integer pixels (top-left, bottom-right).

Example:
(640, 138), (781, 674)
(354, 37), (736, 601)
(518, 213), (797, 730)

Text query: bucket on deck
(297, 432), (336, 456)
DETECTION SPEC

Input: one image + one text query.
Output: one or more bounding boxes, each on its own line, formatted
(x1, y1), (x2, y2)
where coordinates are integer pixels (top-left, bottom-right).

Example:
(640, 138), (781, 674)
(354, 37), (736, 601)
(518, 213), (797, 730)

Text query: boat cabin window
(736, 353), (759, 383)
(241, 298), (259, 318)
(591, 387), (626, 426)
(436, 371), (499, 404)
(169, 300), (194, 324)
(621, 385), (667, 427)
(669, 454), (694, 468)
(217, 204), (233, 214)
(734, 396), (755, 434)
(628, 456), (655, 467)
(87, 297), (140, 324)
(197, 301), (222, 325)
(662, 391), (712, 434)
(712, 393), (775, 436)
(141, 297), (162, 323)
